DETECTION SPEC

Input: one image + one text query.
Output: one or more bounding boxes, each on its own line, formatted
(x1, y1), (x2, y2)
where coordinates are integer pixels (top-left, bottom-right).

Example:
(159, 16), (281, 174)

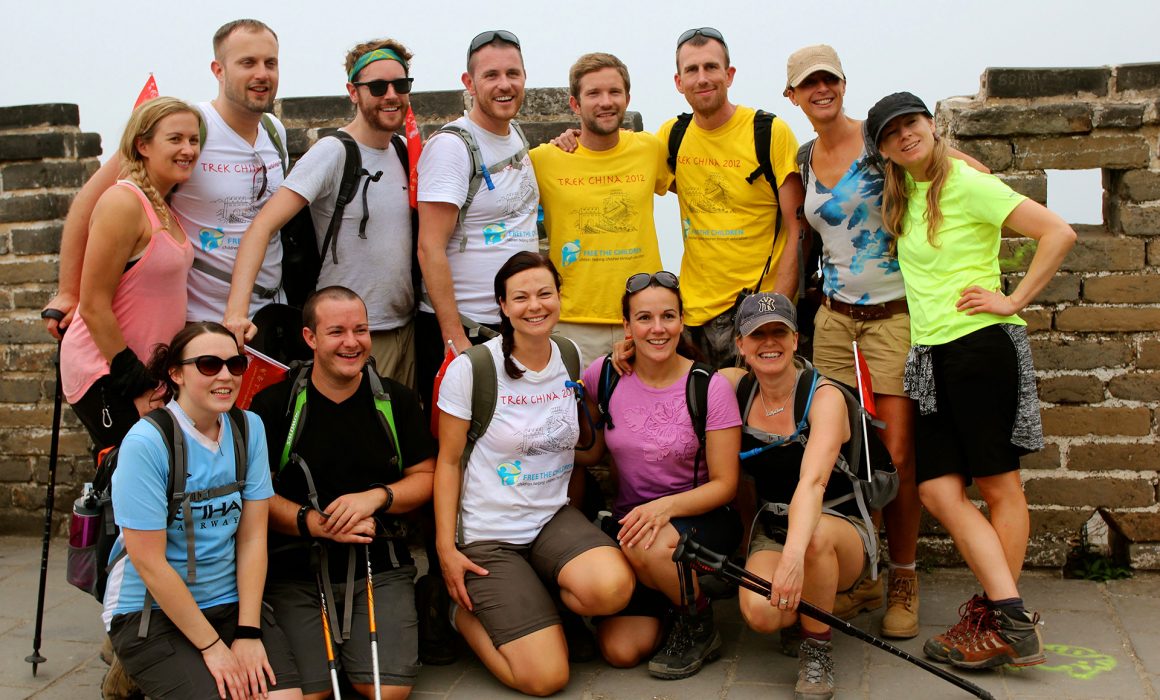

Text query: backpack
(795, 121), (883, 191)
(594, 355), (716, 488)
(736, 358), (898, 576)
(76, 406), (249, 637)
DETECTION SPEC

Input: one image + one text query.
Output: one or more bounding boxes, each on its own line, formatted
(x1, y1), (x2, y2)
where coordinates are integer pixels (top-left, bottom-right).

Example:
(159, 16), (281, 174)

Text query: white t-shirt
(417, 116), (539, 324)
(283, 133), (413, 331)
(180, 102), (287, 322)
(437, 337), (580, 544)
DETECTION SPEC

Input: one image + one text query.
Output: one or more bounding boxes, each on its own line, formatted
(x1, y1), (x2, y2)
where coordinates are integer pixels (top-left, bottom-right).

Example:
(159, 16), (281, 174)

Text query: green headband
(348, 48), (408, 82)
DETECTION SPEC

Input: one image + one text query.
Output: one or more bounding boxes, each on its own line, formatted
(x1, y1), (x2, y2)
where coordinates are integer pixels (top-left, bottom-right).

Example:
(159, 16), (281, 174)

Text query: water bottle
(66, 483), (101, 594)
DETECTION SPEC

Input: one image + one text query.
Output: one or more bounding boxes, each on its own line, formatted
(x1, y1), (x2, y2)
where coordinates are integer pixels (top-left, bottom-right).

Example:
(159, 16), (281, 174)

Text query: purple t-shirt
(583, 358), (741, 518)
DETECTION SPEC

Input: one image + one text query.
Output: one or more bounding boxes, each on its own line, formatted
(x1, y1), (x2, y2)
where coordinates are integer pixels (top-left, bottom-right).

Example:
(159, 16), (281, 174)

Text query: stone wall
(930, 64), (1160, 567)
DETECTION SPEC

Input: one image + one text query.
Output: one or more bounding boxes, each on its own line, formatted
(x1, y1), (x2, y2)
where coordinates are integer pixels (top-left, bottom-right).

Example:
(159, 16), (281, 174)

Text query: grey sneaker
(647, 606), (722, 680)
(795, 637), (835, 699)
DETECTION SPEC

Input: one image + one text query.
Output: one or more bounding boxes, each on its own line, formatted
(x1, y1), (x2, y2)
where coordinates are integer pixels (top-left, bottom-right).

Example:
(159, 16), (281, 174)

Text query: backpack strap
(550, 335), (580, 382)
(366, 367), (403, 475)
(666, 113), (694, 175)
(261, 114), (288, 172)
(797, 138), (816, 191)
(595, 354), (620, 430)
(746, 110), (778, 188)
(318, 131), (366, 265)
(684, 362), (715, 489)
(279, 362), (315, 471)
(860, 120), (886, 174)
(436, 122), (531, 251)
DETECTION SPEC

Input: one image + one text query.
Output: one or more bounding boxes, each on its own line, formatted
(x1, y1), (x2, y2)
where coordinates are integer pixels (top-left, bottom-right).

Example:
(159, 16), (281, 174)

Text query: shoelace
(660, 617), (692, 656)
(888, 576), (917, 609)
(800, 641), (834, 685)
(943, 595), (988, 645)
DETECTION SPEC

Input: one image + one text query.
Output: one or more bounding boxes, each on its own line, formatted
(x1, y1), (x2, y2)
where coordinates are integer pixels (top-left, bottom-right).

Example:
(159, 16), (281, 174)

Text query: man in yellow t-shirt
(530, 53), (669, 363)
(659, 28), (804, 368)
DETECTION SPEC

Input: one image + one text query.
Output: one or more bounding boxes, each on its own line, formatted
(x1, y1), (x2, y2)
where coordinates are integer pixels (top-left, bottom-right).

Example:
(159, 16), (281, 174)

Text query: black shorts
(915, 325), (1020, 485)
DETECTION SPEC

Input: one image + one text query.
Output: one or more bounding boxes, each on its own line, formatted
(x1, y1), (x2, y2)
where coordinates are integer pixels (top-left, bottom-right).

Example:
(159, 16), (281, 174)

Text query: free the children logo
(561, 240), (581, 267)
(496, 460), (522, 486)
(483, 222), (507, 246)
(199, 227), (226, 252)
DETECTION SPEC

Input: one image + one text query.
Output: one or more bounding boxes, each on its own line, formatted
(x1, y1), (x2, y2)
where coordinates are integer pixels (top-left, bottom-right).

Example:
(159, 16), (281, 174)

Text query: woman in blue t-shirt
(103, 322), (301, 700)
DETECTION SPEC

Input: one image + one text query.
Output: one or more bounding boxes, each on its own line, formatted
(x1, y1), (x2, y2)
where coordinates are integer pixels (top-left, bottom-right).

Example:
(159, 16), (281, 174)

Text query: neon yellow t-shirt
(656, 106), (799, 327)
(530, 131), (668, 324)
(897, 158), (1027, 345)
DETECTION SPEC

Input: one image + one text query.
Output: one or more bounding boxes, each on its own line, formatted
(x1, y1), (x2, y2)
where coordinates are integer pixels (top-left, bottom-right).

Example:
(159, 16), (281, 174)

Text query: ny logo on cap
(757, 296), (781, 313)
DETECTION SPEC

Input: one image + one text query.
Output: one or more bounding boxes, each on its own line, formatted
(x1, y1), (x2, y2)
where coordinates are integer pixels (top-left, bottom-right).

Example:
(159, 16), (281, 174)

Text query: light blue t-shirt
(101, 403), (273, 627)
(804, 148), (906, 305)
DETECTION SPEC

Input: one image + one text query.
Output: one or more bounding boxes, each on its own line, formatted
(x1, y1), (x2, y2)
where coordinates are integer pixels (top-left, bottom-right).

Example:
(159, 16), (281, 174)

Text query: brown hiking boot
(880, 568), (919, 639)
(831, 575), (883, 620)
(101, 654), (143, 700)
(923, 594), (987, 662)
(948, 607), (1045, 669)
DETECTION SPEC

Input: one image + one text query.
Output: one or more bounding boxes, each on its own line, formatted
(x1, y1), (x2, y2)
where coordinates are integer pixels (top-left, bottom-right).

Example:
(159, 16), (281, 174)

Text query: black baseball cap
(866, 91), (932, 150)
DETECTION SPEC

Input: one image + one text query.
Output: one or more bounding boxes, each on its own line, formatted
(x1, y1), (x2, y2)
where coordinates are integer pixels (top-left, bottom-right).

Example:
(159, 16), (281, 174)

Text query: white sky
(3, 0), (1156, 268)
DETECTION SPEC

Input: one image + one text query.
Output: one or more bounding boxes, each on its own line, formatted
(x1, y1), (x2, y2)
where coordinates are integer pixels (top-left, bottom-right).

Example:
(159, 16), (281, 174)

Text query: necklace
(758, 386), (791, 417)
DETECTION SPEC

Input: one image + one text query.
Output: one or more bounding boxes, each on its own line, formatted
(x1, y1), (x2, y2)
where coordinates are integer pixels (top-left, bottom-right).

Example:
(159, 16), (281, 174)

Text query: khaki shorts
(460, 506), (616, 647)
(371, 321), (416, 390)
(811, 303), (909, 397)
(554, 322), (623, 367)
(748, 512), (873, 594)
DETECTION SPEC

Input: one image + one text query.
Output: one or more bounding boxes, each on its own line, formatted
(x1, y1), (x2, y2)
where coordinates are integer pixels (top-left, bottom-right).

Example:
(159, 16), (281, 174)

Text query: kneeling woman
(722, 294), (873, 700)
(578, 271), (742, 679)
(103, 322), (302, 700)
(434, 252), (634, 696)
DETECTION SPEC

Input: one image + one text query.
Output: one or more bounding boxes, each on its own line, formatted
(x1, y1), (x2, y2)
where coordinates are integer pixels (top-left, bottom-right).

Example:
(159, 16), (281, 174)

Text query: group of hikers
(43, 17), (1078, 700)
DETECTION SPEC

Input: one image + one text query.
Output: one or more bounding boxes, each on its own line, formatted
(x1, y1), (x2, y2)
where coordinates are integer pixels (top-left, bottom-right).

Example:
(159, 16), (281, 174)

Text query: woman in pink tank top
(60, 97), (202, 452)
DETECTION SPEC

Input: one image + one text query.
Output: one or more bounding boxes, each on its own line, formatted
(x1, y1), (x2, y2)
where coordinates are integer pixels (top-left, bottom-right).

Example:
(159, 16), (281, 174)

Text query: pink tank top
(61, 181), (194, 404)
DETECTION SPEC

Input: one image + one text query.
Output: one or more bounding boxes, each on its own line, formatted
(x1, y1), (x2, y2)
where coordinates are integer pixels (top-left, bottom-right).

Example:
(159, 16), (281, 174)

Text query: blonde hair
(117, 97), (202, 231)
(569, 52), (630, 99)
(881, 125), (951, 249)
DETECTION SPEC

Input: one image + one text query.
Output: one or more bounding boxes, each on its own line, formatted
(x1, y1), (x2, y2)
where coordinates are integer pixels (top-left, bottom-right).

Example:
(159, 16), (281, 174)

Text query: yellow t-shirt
(530, 131), (668, 324)
(656, 106), (800, 327)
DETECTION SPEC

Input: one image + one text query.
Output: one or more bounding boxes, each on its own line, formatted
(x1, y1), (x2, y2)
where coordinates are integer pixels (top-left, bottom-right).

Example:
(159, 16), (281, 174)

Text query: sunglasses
(251, 151), (268, 202)
(179, 354), (249, 377)
(625, 271), (680, 294)
(352, 77), (415, 96)
(468, 29), (521, 56)
(677, 27), (727, 49)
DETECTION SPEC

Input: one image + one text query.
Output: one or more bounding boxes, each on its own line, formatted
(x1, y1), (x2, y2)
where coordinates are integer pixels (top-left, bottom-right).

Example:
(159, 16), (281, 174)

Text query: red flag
(133, 74), (159, 110)
(429, 344), (457, 438)
(404, 106), (422, 208)
(852, 341), (878, 419)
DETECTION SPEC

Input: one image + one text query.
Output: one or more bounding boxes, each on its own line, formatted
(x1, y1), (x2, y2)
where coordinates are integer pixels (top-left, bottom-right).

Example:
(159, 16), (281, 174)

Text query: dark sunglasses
(625, 271), (680, 294)
(352, 77), (415, 96)
(179, 354), (249, 377)
(251, 151), (268, 202)
(468, 29), (521, 55)
(677, 27), (727, 49)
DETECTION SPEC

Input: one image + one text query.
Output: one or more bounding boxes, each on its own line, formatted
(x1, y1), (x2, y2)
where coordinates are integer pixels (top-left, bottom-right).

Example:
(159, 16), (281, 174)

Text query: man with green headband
(225, 38), (419, 386)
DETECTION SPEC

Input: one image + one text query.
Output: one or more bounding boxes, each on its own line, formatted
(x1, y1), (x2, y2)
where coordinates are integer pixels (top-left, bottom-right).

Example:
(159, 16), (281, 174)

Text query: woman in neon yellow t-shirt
(869, 92), (1075, 672)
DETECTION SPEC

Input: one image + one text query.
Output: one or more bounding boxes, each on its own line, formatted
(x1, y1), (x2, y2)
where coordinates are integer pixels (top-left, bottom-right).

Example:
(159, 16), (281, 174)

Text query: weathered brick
(0, 104), (80, 129)
(1084, 275), (1160, 303)
(999, 238), (1037, 273)
(1070, 442), (1160, 471)
(1021, 307), (1052, 332)
(996, 171), (1047, 204)
(1060, 234), (1143, 272)
(76, 133), (101, 159)
(1108, 371), (1160, 401)
(0, 428), (90, 456)
(275, 96), (353, 126)
(1020, 443), (1061, 470)
(0, 405), (55, 427)
(1150, 238), (1160, 266)
(1029, 508), (1091, 537)
(1117, 63), (1160, 92)
(0, 378), (42, 403)
(0, 161), (91, 191)
(1013, 135), (1150, 170)
(285, 129), (311, 160)
(1094, 104), (1146, 129)
(2, 345), (57, 372)
(13, 288), (54, 310)
(1103, 510), (1160, 542)
(9, 224), (61, 255)
(1056, 307), (1160, 332)
(408, 90), (468, 120)
(1115, 202), (1160, 235)
(512, 88), (571, 118)
(0, 316), (52, 344)
(520, 120), (582, 148)
(0, 458), (31, 482)
(951, 139), (1012, 171)
(1039, 375), (1105, 404)
(952, 104), (1091, 137)
(1003, 273), (1079, 304)
(1042, 406), (1151, 436)
(984, 67), (1110, 99)
(1140, 340), (1160, 369)
(1118, 170), (1160, 202)
(1024, 475), (1154, 507)
(0, 192), (72, 223)
(0, 260), (59, 284)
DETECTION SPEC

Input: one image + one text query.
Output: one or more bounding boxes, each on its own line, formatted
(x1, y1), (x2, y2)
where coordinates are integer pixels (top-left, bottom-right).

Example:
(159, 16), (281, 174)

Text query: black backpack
(594, 355), (716, 488)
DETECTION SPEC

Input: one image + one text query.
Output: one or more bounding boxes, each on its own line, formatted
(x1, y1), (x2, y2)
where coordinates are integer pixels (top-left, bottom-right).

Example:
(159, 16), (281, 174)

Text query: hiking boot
(880, 569), (919, 639)
(831, 574), (883, 620)
(100, 635), (115, 665)
(648, 606), (722, 680)
(923, 594), (987, 662)
(794, 638), (835, 699)
(101, 654), (143, 700)
(415, 573), (458, 665)
(779, 621), (802, 658)
(948, 607), (1045, 669)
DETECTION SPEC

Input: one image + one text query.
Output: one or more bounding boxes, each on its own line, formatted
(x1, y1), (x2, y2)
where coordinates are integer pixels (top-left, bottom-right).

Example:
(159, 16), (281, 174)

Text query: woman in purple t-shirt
(577, 271), (741, 680)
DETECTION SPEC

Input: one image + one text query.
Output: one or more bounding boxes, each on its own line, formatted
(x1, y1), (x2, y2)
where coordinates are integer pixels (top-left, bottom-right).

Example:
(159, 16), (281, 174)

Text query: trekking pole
(365, 545), (382, 700)
(26, 309), (66, 675)
(673, 533), (997, 700)
(315, 566), (342, 700)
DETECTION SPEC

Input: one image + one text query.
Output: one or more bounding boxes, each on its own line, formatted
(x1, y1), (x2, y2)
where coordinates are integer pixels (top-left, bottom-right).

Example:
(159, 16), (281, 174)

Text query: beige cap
(786, 44), (845, 89)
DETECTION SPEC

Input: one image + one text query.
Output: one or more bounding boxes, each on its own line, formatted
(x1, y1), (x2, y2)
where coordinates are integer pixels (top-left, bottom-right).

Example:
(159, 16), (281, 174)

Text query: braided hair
(117, 96), (203, 232)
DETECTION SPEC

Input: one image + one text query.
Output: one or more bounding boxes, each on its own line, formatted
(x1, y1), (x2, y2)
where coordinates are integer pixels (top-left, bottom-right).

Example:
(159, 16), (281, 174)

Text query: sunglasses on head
(625, 271), (680, 294)
(179, 354), (249, 377)
(352, 77), (415, 96)
(677, 27), (727, 49)
(468, 29), (521, 55)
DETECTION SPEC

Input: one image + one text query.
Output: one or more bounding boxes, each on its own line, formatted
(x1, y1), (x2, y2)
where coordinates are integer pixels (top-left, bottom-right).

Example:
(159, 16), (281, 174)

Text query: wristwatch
(297, 504), (314, 538)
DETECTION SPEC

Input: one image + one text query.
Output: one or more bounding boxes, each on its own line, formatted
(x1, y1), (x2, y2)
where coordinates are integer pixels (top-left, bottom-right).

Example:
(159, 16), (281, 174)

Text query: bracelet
(197, 635), (221, 652)
(371, 484), (394, 513)
(297, 504), (314, 538)
(234, 625), (263, 640)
